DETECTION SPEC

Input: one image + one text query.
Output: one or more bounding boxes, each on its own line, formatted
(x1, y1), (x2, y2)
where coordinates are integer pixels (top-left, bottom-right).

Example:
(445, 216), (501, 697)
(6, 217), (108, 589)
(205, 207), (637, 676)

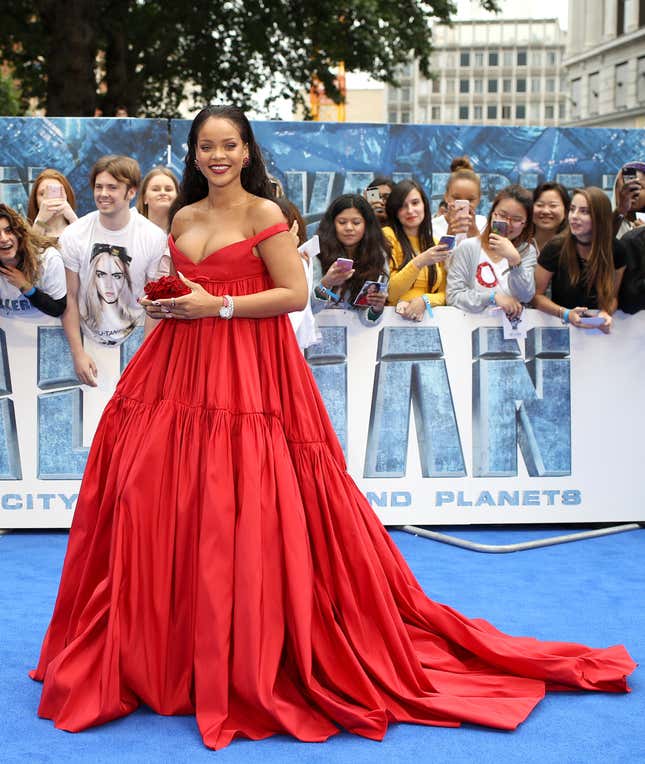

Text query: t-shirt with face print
(59, 208), (167, 345)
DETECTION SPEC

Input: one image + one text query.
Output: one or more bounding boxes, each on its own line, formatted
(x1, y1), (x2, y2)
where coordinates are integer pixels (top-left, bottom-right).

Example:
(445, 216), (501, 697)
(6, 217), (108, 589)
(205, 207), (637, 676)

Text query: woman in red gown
(31, 106), (636, 750)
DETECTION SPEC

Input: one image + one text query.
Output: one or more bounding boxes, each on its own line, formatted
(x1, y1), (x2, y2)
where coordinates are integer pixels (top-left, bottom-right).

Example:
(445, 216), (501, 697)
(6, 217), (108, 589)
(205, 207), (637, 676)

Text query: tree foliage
(0, 71), (22, 116)
(0, 0), (499, 117)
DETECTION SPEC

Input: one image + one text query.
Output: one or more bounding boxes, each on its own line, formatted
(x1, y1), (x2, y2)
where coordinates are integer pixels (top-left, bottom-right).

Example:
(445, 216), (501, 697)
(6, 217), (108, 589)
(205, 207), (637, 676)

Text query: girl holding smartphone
(447, 185), (537, 317)
(312, 194), (389, 325)
(27, 169), (78, 240)
(384, 179), (449, 321)
(533, 187), (626, 334)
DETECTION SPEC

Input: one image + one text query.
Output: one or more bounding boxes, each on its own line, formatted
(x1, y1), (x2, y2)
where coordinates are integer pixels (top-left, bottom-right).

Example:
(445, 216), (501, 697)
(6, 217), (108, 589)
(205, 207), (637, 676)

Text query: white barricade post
(1, 308), (644, 528)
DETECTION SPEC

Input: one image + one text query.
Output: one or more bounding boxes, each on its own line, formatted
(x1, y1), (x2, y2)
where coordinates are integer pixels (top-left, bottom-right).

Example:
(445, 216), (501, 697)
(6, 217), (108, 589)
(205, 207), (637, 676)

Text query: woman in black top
(533, 187), (625, 334)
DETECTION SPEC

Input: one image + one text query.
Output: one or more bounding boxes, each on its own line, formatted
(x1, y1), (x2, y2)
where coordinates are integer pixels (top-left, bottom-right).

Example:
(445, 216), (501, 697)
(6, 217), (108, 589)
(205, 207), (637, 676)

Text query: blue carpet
(1, 527), (643, 764)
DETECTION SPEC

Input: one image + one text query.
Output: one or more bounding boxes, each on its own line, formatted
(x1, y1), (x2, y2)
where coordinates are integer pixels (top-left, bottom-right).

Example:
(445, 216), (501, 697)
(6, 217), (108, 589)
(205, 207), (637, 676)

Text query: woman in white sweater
(446, 185), (537, 318)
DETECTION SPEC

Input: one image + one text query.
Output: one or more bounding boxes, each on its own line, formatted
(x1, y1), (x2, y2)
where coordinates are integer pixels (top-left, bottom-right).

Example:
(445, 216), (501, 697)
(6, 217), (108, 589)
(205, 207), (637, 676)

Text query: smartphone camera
(491, 219), (508, 237)
(366, 188), (381, 204)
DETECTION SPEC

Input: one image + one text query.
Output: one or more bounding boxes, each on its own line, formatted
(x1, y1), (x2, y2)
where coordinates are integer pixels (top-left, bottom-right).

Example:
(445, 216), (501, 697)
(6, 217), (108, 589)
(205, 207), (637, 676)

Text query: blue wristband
(489, 290), (496, 306)
(314, 284), (340, 303)
(422, 294), (434, 317)
(562, 309), (570, 325)
(23, 286), (36, 297)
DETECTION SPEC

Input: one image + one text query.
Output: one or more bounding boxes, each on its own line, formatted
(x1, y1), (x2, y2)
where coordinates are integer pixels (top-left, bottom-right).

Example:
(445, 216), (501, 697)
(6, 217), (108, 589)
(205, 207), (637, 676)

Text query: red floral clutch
(143, 275), (191, 301)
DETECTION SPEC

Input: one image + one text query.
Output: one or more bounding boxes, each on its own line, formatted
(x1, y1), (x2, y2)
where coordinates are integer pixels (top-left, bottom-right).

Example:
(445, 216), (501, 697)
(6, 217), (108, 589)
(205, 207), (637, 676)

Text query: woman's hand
(563, 306), (588, 328)
(597, 310), (612, 334)
(140, 273), (221, 320)
(445, 204), (471, 236)
(488, 234), (521, 266)
(495, 292), (523, 319)
(321, 262), (354, 288)
(35, 197), (68, 224)
(0, 263), (31, 292)
(414, 243), (449, 268)
(397, 295), (426, 321)
(365, 288), (388, 313)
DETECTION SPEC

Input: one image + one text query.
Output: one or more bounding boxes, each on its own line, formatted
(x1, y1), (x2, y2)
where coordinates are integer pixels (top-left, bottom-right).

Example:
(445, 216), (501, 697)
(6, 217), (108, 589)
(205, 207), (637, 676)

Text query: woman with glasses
(533, 187), (626, 334)
(532, 182), (570, 253)
(446, 185), (537, 318)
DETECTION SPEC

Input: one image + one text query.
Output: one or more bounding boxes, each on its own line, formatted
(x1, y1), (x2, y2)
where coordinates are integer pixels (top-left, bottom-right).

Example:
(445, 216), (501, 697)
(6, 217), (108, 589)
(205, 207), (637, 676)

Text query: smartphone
(44, 184), (63, 199)
(491, 219), (508, 237)
(366, 188), (381, 204)
(622, 167), (638, 182)
(453, 199), (469, 210)
(336, 257), (354, 271)
(439, 235), (456, 251)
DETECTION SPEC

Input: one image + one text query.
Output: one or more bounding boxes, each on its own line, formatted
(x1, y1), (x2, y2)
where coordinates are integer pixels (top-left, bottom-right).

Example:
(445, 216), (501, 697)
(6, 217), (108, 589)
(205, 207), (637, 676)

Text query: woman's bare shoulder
(248, 197), (285, 233)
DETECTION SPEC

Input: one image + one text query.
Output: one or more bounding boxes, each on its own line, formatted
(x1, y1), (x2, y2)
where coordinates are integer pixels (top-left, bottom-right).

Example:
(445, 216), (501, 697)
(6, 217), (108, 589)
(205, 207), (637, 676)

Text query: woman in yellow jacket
(383, 179), (450, 321)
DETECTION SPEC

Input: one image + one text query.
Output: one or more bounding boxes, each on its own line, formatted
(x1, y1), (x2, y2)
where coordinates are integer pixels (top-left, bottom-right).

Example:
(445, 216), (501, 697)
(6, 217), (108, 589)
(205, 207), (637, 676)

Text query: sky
(455, 0), (568, 29)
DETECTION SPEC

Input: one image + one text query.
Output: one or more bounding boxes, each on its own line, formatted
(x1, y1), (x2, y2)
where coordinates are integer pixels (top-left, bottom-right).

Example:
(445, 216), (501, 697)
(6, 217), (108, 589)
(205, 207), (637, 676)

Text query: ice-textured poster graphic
(170, 120), (645, 221)
(0, 118), (168, 217)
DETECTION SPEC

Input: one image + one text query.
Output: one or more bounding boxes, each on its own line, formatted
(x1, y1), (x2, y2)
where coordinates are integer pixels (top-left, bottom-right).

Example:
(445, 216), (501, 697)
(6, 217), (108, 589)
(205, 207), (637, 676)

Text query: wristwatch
(219, 294), (234, 319)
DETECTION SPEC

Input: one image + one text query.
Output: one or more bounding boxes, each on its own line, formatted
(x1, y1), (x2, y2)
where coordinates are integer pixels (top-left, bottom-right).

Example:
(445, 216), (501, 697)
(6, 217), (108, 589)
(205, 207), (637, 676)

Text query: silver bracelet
(219, 294), (234, 319)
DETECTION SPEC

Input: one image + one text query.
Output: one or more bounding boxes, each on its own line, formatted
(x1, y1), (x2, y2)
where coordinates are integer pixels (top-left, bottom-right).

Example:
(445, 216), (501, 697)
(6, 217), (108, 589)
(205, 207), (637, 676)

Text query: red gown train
(31, 223), (636, 750)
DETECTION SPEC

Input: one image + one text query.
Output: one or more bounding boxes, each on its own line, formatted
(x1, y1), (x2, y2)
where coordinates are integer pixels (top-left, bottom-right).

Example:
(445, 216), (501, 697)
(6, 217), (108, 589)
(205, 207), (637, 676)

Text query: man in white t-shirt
(60, 155), (167, 386)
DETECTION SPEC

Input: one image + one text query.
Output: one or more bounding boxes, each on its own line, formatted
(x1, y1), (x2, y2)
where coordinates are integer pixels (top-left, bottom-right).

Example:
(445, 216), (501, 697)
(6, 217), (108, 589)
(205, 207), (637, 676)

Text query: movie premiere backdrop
(1, 116), (644, 529)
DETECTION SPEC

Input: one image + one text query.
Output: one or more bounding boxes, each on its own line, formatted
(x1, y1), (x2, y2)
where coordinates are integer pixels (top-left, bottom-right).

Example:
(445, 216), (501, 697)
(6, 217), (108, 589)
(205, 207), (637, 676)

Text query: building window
(474, 78), (483, 93)
(531, 50), (543, 67)
(517, 78), (527, 92)
(559, 103), (565, 119)
(531, 78), (541, 93)
(615, 62), (628, 109)
(516, 105), (526, 119)
(530, 103), (540, 122)
(459, 106), (469, 120)
(546, 78), (555, 93)
(503, 50), (514, 66)
(475, 51), (484, 67)
(545, 105), (555, 119)
(487, 105), (497, 119)
(503, 78), (512, 93)
(432, 78), (441, 93)
(488, 51), (499, 66)
(474, 105), (483, 119)
(488, 79), (498, 93)
(401, 86), (411, 102)
(400, 111), (411, 123)
(546, 50), (557, 66)
(460, 79), (470, 93)
(589, 71), (600, 115)
(460, 52), (470, 66)
(638, 56), (645, 102)
(571, 78), (581, 119)
(431, 106), (441, 120)
(517, 49), (527, 66)
(502, 105), (511, 119)
(388, 110), (398, 123)
(617, 0), (629, 35)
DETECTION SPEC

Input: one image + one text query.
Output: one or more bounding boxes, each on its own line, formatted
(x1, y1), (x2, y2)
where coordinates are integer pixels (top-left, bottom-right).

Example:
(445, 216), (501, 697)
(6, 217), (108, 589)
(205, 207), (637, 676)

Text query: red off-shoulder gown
(31, 223), (636, 749)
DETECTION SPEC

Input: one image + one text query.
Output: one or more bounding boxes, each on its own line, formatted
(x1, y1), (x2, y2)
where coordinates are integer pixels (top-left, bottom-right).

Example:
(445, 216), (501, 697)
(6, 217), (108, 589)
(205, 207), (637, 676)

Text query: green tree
(0, 70), (22, 116)
(1, 0), (499, 117)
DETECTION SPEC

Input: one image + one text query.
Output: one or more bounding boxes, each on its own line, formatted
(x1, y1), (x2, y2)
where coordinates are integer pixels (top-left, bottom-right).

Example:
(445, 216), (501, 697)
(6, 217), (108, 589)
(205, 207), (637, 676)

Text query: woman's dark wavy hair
(318, 194), (390, 303)
(384, 179), (435, 287)
(169, 105), (274, 224)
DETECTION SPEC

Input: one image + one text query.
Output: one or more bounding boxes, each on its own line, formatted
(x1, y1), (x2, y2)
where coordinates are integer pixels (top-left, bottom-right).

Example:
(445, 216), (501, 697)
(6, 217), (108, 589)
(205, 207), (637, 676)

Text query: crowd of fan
(1, 152), (644, 381)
